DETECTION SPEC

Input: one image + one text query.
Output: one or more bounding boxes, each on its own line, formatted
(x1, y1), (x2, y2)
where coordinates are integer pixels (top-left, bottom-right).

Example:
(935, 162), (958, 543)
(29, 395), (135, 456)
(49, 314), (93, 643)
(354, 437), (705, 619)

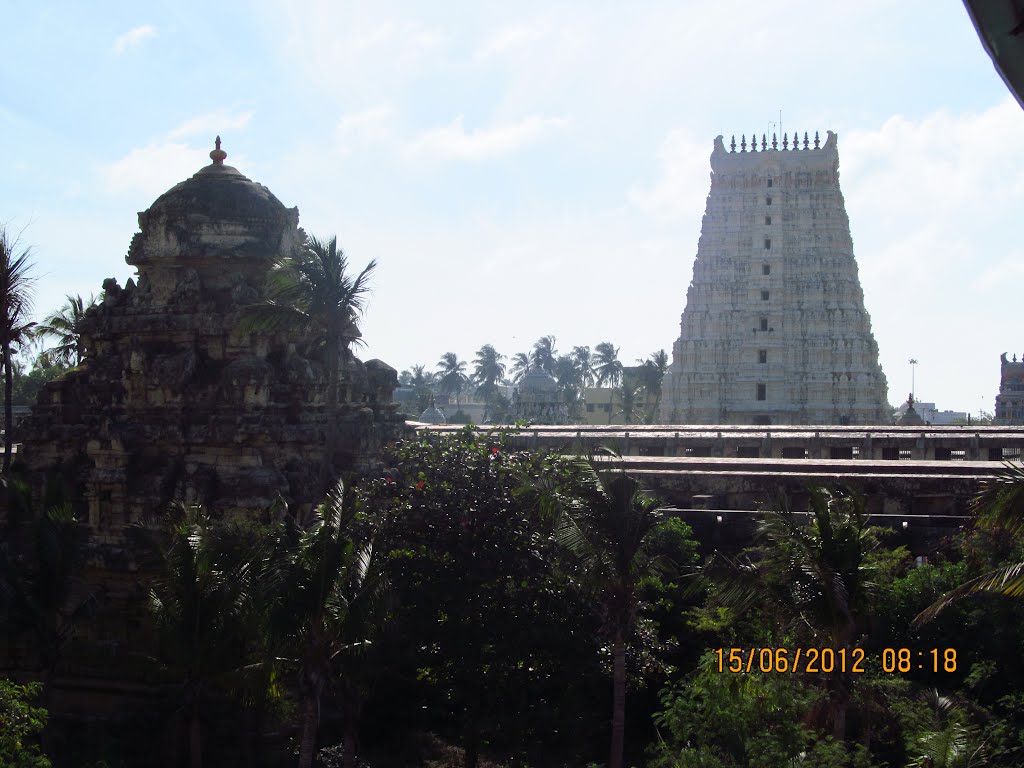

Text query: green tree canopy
(35, 294), (96, 367)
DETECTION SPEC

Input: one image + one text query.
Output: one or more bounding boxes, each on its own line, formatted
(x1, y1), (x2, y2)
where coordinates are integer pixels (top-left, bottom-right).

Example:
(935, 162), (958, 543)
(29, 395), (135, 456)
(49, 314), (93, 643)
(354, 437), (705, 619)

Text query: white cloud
(474, 23), (547, 60)
(101, 110), (256, 200)
(841, 97), (1024, 284)
(973, 248), (1024, 292)
(100, 142), (209, 200)
(628, 130), (711, 221)
(347, 210), (690, 376)
(270, 6), (445, 96)
(113, 25), (157, 55)
(335, 106), (393, 155)
(405, 114), (567, 160)
(168, 110), (254, 140)
(835, 98), (1024, 409)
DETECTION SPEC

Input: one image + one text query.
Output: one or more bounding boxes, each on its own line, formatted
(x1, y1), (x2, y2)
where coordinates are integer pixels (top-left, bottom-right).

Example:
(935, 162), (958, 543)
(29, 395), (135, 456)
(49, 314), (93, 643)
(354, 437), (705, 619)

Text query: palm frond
(970, 461), (1024, 535)
(706, 552), (766, 615)
(913, 561), (1024, 626)
(237, 299), (310, 334)
(0, 225), (37, 351)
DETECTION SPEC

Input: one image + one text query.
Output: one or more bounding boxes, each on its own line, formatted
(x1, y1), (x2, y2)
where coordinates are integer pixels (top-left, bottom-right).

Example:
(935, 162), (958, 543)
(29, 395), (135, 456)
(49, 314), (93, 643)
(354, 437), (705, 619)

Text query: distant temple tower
(661, 131), (889, 425)
(994, 352), (1024, 424)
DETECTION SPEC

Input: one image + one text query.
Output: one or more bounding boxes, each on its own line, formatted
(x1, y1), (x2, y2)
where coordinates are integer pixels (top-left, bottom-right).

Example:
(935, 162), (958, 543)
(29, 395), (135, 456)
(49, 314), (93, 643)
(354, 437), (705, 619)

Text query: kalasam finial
(210, 136), (227, 165)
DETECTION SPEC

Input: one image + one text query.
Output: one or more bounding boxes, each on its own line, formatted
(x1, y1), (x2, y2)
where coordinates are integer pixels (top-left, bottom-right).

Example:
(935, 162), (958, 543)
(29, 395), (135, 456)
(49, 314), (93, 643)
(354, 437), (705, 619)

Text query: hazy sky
(3, 1), (1021, 415)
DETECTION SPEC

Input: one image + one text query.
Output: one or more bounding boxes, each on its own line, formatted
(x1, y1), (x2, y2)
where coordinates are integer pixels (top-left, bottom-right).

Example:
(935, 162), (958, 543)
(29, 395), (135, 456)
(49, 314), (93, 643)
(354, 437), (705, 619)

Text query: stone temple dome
(517, 366), (559, 394)
(127, 136), (302, 303)
(512, 366), (568, 424)
(141, 137), (296, 229)
(419, 400), (447, 424)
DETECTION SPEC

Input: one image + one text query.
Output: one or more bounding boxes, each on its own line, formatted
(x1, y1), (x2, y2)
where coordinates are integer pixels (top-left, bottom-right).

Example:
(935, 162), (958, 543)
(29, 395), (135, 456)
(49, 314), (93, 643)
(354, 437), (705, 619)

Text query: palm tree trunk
(323, 334), (340, 485)
(190, 698), (203, 768)
(610, 629), (627, 768)
(298, 693), (319, 768)
(832, 670), (850, 741)
(4, 342), (12, 473)
(342, 726), (356, 768)
(463, 716), (480, 768)
(831, 628), (852, 741)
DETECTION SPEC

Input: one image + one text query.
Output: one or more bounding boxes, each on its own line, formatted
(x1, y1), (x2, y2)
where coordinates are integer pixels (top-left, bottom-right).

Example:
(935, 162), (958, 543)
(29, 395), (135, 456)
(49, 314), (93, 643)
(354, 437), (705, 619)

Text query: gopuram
(661, 131), (889, 425)
(994, 352), (1024, 424)
(16, 139), (406, 545)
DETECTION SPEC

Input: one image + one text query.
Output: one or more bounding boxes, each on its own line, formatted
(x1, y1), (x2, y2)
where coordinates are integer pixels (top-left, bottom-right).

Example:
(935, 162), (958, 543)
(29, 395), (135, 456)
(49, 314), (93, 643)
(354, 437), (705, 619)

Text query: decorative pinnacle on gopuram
(726, 131), (821, 153)
(210, 135), (227, 165)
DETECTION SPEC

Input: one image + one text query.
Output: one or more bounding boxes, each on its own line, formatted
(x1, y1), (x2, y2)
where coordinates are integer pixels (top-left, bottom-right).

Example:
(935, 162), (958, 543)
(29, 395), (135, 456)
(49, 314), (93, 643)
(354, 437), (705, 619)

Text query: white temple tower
(661, 131), (889, 425)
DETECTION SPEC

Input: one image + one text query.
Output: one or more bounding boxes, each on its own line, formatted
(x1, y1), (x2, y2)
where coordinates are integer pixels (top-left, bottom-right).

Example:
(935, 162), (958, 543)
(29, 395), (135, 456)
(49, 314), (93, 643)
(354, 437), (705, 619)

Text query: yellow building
(581, 386), (659, 426)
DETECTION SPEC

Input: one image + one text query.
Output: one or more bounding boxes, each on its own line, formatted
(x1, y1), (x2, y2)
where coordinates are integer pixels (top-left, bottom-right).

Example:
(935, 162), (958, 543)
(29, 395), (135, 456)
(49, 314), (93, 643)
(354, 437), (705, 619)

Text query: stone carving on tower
(661, 131), (889, 425)
(16, 139), (406, 545)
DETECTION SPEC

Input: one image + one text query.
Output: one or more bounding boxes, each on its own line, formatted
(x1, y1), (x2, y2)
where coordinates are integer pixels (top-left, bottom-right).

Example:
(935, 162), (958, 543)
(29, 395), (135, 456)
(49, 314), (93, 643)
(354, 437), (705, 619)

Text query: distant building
(440, 385), (512, 424)
(995, 352), (1024, 424)
(896, 399), (968, 426)
(418, 398), (448, 425)
(512, 367), (568, 424)
(396, 384), (512, 424)
(581, 386), (658, 425)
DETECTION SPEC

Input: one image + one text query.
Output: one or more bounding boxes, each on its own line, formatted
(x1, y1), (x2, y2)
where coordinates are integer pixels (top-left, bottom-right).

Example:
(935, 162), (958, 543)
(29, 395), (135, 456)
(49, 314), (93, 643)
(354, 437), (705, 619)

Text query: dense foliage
(0, 680), (50, 768)
(7, 431), (1024, 767)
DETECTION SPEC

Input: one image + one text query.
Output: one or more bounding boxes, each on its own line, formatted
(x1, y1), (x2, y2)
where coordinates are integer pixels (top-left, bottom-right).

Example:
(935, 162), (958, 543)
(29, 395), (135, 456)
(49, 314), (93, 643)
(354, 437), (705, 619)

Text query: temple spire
(210, 136), (227, 165)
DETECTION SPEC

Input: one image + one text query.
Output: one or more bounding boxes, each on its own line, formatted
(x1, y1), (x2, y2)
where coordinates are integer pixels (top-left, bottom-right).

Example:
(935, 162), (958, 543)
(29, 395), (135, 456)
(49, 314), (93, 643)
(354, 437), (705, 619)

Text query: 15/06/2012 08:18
(713, 647), (957, 674)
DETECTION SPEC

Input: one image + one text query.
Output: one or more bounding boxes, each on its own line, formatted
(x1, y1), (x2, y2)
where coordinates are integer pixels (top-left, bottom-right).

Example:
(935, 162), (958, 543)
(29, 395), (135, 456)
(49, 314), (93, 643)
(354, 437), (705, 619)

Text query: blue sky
(3, 0), (1021, 415)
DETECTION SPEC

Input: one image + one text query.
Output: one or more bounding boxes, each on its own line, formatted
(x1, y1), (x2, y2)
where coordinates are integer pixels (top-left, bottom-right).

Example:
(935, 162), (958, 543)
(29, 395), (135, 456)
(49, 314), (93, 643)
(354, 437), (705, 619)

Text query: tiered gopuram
(661, 131), (889, 425)
(994, 352), (1024, 424)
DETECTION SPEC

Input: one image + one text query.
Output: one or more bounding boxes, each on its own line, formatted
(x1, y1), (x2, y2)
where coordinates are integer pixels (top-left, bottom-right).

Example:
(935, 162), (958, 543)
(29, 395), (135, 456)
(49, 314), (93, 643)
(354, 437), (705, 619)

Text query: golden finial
(210, 136), (227, 165)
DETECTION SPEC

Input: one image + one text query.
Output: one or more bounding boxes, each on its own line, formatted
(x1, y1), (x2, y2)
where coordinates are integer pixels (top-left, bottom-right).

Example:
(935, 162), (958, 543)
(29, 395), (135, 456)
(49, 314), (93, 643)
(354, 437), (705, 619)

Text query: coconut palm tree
(572, 345), (597, 389)
(594, 342), (623, 388)
(0, 227), (36, 473)
(915, 463), (1024, 625)
(509, 352), (531, 384)
(0, 478), (92, 694)
(553, 354), (584, 419)
(530, 335), (557, 374)
(267, 479), (385, 768)
(615, 375), (644, 425)
(405, 364), (436, 414)
(242, 234), (375, 461)
(636, 349), (669, 423)
(36, 293), (96, 367)
(549, 458), (668, 768)
(907, 690), (988, 768)
(472, 345), (506, 422)
(131, 503), (264, 768)
(714, 488), (885, 740)
(436, 352), (469, 408)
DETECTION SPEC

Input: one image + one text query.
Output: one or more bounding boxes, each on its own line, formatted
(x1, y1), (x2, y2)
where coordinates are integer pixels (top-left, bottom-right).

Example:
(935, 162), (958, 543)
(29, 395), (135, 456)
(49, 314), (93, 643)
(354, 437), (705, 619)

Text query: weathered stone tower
(994, 352), (1024, 424)
(661, 131), (889, 425)
(16, 140), (406, 544)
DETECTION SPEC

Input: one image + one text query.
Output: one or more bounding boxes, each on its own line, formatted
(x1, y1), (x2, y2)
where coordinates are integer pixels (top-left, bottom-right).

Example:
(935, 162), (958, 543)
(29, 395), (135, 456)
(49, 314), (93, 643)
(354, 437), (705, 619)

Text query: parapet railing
(727, 131), (821, 153)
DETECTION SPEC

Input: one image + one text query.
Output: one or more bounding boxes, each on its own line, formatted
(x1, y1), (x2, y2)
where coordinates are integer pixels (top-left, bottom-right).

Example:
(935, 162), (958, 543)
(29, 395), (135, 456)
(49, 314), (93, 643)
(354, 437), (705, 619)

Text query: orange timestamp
(713, 647), (958, 674)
